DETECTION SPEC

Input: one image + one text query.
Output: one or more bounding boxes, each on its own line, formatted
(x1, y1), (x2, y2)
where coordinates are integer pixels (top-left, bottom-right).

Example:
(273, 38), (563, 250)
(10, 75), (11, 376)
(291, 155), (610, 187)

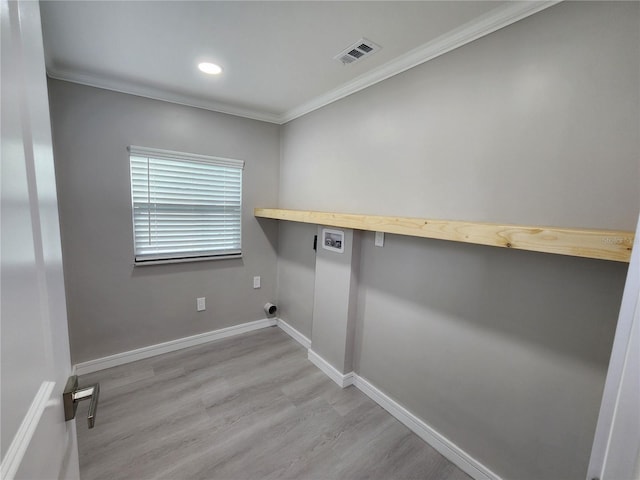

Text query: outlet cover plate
(197, 297), (206, 311)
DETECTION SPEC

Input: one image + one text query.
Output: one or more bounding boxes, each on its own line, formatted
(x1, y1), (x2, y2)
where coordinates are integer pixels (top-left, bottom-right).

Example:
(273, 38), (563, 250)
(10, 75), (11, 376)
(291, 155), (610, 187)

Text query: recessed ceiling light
(198, 62), (222, 75)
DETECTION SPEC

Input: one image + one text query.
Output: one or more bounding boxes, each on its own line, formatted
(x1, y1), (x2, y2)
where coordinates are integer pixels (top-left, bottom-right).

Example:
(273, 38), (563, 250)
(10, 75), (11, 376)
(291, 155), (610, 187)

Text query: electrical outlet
(253, 276), (261, 289)
(196, 297), (206, 311)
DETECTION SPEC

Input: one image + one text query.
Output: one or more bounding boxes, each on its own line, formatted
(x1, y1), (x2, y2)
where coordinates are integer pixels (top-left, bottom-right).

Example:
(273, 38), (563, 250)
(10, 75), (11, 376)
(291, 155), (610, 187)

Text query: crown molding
(279, 0), (560, 124)
(47, 1), (559, 125)
(46, 66), (283, 124)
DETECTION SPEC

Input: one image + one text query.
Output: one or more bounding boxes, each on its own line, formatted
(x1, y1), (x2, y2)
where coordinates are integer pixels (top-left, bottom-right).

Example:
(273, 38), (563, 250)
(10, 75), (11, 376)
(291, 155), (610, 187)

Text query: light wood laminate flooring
(77, 326), (471, 480)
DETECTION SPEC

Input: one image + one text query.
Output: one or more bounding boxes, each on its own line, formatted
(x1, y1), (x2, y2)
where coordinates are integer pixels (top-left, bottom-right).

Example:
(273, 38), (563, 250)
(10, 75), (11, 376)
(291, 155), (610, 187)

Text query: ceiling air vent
(334, 38), (381, 65)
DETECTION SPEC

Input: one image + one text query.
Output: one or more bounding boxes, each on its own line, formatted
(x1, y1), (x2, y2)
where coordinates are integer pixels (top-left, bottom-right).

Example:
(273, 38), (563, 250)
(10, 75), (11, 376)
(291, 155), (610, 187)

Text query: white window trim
(128, 146), (244, 266)
(128, 146), (244, 169)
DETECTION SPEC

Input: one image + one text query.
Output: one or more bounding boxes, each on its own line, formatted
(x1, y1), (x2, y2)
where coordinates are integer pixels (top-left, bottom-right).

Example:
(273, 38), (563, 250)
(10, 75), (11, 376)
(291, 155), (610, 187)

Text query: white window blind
(128, 146), (244, 264)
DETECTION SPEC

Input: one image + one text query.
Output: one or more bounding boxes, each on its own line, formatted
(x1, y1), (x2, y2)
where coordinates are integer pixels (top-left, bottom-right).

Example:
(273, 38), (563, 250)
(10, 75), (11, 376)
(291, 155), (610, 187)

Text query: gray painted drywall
(354, 233), (625, 480)
(311, 228), (360, 373)
(48, 80), (280, 364)
(275, 221), (316, 338)
(280, 1), (639, 230)
(278, 2), (639, 479)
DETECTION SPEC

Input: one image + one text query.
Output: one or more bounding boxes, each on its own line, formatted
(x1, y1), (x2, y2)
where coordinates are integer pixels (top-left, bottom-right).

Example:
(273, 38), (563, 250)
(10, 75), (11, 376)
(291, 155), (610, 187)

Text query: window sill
(133, 254), (242, 266)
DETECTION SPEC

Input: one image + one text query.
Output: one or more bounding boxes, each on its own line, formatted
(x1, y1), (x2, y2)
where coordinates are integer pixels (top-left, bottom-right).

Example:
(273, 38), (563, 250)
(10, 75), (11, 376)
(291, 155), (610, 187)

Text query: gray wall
(49, 80), (280, 364)
(280, 2), (639, 229)
(312, 228), (360, 373)
(354, 233), (626, 480)
(277, 2), (638, 479)
(275, 221), (316, 338)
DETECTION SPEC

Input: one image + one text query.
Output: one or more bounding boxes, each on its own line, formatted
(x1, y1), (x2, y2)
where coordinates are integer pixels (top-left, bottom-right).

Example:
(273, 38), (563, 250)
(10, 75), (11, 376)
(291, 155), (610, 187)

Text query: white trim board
(276, 318), (311, 349)
(45, 68), (282, 124)
(307, 350), (355, 388)
(278, 320), (501, 480)
(1, 381), (56, 480)
(280, 1), (559, 123)
(47, 1), (558, 125)
(70, 315), (501, 479)
(353, 375), (501, 480)
(587, 216), (640, 480)
(74, 318), (277, 375)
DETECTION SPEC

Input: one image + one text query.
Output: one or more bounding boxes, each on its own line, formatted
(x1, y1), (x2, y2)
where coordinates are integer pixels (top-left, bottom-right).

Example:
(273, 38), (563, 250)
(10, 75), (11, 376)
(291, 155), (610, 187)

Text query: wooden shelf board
(255, 208), (634, 263)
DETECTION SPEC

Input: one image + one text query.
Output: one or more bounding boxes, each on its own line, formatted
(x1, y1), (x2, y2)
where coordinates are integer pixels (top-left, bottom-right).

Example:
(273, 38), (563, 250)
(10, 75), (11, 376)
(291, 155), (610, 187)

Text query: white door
(587, 215), (640, 480)
(1, 0), (80, 478)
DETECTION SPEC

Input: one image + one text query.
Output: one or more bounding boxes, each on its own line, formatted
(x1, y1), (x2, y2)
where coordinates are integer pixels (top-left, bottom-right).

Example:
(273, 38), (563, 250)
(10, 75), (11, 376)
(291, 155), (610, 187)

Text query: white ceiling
(40, 1), (556, 124)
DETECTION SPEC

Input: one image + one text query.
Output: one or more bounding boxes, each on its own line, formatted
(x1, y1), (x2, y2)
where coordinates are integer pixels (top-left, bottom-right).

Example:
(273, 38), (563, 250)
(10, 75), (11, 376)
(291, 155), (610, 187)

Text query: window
(128, 146), (243, 264)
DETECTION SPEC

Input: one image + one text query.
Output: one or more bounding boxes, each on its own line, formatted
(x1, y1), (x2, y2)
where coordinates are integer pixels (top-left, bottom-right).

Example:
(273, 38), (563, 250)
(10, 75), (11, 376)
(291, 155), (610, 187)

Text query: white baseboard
(353, 375), (501, 480)
(302, 343), (501, 480)
(276, 318), (311, 349)
(275, 323), (354, 390)
(277, 321), (353, 388)
(307, 349), (355, 388)
(1, 381), (56, 480)
(72, 315), (499, 480)
(74, 318), (277, 375)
